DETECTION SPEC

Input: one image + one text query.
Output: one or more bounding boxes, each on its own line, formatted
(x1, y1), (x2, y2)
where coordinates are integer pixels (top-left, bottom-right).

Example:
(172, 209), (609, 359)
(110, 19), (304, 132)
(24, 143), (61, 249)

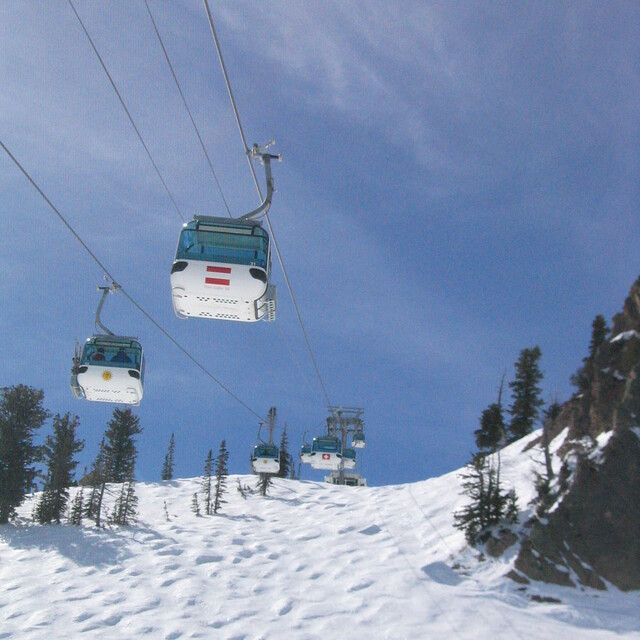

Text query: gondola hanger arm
(94, 280), (120, 335)
(239, 143), (282, 221)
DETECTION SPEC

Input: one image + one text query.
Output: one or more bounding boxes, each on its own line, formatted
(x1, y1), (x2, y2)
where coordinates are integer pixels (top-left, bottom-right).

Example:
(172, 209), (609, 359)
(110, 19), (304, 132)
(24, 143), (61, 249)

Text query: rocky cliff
(513, 276), (640, 591)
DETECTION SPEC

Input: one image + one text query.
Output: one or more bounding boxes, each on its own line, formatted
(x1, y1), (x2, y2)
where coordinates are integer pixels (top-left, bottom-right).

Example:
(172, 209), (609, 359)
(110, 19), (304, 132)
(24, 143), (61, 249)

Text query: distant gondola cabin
(353, 431), (366, 448)
(251, 443), (280, 474)
(300, 443), (312, 464)
(308, 435), (343, 470)
(342, 448), (357, 470)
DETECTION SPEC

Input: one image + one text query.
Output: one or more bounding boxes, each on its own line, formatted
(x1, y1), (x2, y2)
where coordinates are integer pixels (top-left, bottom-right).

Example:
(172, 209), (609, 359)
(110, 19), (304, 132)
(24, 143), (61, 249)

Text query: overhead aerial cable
(202, 0), (332, 406)
(1, 139), (264, 422)
(143, 0), (232, 218)
(67, 0), (185, 222)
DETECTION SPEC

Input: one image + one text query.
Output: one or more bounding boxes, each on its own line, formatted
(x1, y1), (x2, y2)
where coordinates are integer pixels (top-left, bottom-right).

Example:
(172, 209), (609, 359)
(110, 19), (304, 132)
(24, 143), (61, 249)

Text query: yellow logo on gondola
(102, 371), (112, 381)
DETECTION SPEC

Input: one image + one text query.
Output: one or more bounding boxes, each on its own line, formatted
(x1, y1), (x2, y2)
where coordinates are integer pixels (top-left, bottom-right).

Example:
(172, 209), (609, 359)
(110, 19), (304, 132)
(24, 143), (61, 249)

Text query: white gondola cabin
(300, 443), (312, 464)
(71, 335), (144, 405)
(308, 435), (343, 471)
(170, 145), (280, 323)
(251, 443), (280, 474)
(170, 216), (276, 322)
(353, 430), (366, 448)
(342, 447), (357, 470)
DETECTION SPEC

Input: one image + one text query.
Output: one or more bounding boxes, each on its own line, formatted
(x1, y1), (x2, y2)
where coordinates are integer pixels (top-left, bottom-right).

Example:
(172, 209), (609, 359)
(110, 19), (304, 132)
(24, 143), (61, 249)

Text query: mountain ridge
(514, 275), (640, 590)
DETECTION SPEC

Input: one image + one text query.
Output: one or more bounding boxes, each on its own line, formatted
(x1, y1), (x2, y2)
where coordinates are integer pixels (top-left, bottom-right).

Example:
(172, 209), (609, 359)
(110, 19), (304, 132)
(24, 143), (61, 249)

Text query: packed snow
(610, 331), (639, 343)
(1, 432), (639, 639)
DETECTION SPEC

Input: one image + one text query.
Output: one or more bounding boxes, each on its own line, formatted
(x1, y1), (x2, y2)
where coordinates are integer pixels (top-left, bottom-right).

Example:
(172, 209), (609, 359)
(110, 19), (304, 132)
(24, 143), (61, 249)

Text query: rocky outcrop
(514, 276), (640, 591)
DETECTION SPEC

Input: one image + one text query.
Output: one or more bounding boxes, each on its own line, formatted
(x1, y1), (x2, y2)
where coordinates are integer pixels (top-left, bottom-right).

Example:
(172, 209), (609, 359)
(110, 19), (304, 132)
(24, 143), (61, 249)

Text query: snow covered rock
(516, 275), (640, 591)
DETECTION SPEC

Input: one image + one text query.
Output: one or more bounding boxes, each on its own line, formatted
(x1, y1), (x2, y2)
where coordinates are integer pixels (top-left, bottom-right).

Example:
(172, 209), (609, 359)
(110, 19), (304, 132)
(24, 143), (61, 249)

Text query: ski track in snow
(1, 433), (640, 639)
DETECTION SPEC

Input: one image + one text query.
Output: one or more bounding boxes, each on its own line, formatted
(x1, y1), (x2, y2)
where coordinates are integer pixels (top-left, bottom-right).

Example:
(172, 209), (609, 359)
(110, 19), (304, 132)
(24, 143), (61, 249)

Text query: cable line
(202, 0), (257, 193)
(1, 138), (264, 423)
(268, 220), (332, 407)
(202, 0), (333, 407)
(67, 0), (185, 223)
(143, 0), (232, 218)
(1, 140), (116, 281)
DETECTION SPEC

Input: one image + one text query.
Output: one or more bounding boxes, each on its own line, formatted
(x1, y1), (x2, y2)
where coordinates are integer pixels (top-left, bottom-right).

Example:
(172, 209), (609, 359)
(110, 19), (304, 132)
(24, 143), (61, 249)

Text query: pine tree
(474, 404), (505, 453)
(103, 408), (142, 483)
(213, 440), (229, 514)
(102, 409), (141, 526)
(571, 315), (609, 391)
(69, 488), (84, 525)
(85, 438), (108, 526)
(110, 481), (138, 525)
(534, 401), (561, 516)
(453, 452), (518, 545)
(278, 424), (291, 478)
(0, 385), (49, 523)
(191, 492), (201, 516)
(161, 433), (175, 481)
(237, 478), (253, 498)
(257, 473), (272, 496)
(35, 413), (84, 524)
(507, 346), (544, 443)
(474, 375), (506, 453)
(589, 315), (609, 358)
(202, 449), (213, 515)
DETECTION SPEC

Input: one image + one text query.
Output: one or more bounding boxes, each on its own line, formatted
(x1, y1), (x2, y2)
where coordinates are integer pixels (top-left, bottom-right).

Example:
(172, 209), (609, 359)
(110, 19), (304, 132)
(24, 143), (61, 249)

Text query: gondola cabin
(309, 435), (343, 471)
(251, 443), (280, 474)
(300, 443), (312, 464)
(171, 216), (277, 322)
(343, 448), (357, 470)
(70, 335), (144, 405)
(353, 431), (366, 448)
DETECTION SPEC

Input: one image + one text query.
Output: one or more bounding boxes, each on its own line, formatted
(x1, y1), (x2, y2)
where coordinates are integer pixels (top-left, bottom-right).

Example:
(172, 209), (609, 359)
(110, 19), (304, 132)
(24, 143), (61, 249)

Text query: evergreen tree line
(0, 384), (143, 527)
(0, 384), (297, 529)
(179, 409), (295, 512)
(455, 346), (546, 545)
(161, 419), (295, 486)
(0, 385), (82, 525)
(189, 423), (294, 515)
(455, 316), (610, 545)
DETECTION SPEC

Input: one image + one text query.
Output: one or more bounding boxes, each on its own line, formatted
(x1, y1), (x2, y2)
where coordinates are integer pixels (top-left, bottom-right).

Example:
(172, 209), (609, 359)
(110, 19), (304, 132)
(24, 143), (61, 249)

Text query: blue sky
(2, 1), (639, 486)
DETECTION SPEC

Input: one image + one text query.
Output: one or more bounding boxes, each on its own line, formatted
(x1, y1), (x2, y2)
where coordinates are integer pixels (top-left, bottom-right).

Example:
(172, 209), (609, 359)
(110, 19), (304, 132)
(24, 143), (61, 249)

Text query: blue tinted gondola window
(80, 340), (143, 370)
(176, 227), (268, 269)
(253, 444), (279, 459)
(311, 437), (341, 453)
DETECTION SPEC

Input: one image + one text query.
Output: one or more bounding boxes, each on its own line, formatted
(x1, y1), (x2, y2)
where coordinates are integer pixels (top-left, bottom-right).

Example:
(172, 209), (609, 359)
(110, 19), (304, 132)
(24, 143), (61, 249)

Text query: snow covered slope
(1, 433), (639, 639)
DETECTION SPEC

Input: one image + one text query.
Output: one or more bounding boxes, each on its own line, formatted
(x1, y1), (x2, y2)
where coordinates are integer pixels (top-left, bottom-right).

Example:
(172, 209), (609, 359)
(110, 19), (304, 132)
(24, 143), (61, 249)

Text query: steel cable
(1, 138), (264, 423)
(143, 0), (233, 218)
(67, 0), (185, 223)
(202, 0), (333, 407)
